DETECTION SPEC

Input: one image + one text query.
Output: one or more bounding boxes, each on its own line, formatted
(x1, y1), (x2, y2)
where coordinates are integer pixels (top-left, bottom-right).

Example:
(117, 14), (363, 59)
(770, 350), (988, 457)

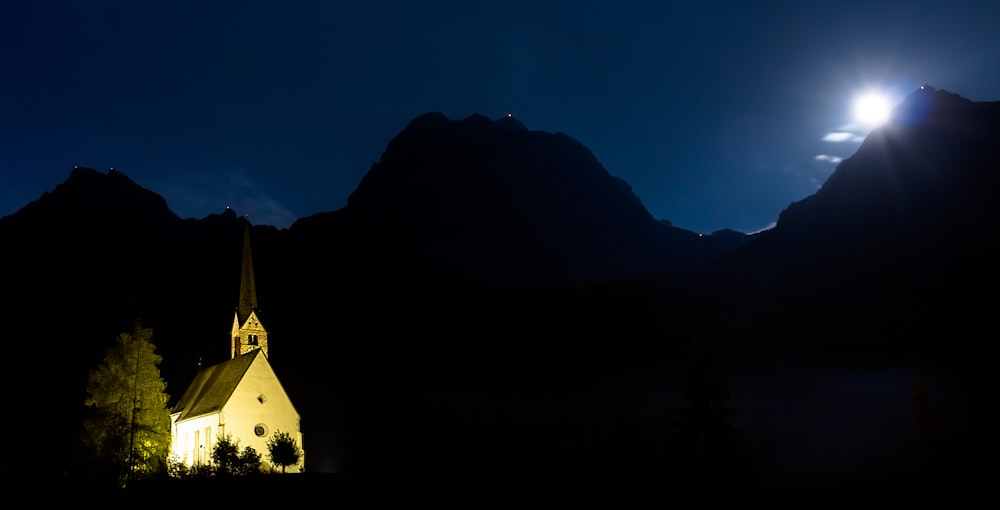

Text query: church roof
(171, 349), (263, 422)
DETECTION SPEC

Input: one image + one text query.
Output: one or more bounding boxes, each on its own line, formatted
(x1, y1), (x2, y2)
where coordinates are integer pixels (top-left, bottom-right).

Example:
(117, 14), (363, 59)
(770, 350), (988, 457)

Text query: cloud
(814, 120), (866, 167)
(219, 169), (298, 228)
(230, 193), (298, 228)
(157, 167), (298, 229)
(822, 131), (861, 142)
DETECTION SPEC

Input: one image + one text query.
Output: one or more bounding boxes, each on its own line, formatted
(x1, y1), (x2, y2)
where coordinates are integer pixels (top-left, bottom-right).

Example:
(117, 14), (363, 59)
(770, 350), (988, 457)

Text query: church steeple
(237, 219), (258, 326)
(231, 219), (268, 359)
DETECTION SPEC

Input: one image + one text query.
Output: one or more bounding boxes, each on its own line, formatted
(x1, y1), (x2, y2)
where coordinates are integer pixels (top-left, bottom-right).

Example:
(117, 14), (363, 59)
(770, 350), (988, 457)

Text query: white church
(169, 221), (304, 473)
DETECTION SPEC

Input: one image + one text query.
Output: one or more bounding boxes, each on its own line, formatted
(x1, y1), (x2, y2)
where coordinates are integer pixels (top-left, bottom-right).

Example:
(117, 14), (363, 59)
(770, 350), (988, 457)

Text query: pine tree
(78, 321), (171, 486)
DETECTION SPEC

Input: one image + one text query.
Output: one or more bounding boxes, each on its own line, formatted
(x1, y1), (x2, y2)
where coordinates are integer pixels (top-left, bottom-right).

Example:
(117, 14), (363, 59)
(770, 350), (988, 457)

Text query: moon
(852, 92), (893, 127)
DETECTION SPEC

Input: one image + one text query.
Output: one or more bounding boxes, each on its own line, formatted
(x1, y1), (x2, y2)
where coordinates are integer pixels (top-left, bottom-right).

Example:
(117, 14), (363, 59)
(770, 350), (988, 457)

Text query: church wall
(170, 412), (222, 468)
(222, 356), (304, 472)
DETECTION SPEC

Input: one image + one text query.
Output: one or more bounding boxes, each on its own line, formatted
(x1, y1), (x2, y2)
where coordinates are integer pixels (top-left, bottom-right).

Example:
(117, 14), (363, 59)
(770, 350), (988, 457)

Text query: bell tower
(231, 220), (268, 358)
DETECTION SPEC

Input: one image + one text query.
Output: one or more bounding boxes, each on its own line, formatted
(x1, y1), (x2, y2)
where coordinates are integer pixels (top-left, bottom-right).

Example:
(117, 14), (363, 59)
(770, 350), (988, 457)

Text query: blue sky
(2, 1), (999, 233)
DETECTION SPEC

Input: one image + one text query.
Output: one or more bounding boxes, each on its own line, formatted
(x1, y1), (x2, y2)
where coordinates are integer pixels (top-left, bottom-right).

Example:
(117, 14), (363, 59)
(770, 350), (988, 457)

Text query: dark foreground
(4, 471), (988, 505)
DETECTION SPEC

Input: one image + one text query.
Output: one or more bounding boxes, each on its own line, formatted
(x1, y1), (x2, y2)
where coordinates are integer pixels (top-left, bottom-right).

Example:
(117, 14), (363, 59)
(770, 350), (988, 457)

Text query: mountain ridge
(688, 86), (1000, 360)
(3, 89), (999, 487)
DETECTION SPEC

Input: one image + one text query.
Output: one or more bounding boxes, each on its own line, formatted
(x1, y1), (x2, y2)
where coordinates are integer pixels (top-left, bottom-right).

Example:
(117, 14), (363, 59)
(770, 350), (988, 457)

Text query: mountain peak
(65, 165), (137, 187)
(702, 86), (1000, 307)
(404, 112), (529, 134)
(350, 112), (637, 212)
(493, 113), (528, 131)
(772, 85), (1000, 231)
(68, 165), (101, 180)
(405, 111), (451, 130)
(890, 85), (978, 127)
(328, 111), (715, 284)
(3, 166), (179, 229)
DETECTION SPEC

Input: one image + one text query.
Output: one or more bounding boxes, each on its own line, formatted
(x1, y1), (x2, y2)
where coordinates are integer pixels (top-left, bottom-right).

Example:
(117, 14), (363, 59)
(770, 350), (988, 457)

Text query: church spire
(237, 219), (258, 326)
(231, 219), (268, 359)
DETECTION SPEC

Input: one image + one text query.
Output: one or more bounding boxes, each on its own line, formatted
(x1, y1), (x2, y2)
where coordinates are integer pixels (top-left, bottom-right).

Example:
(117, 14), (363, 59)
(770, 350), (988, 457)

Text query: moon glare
(852, 92), (892, 127)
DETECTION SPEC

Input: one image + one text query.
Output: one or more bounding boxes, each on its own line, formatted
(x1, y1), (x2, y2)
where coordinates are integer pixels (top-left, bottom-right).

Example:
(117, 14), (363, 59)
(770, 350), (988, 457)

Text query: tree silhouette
(909, 376), (950, 482)
(238, 445), (263, 475)
(665, 337), (752, 488)
(212, 434), (262, 476)
(78, 321), (171, 486)
(212, 434), (241, 476)
(266, 430), (303, 473)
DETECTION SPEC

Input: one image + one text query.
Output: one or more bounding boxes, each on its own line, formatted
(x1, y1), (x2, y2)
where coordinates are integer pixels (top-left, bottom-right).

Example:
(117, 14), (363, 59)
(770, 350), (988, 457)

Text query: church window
(254, 423), (268, 437)
(248, 334), (258, 346)
(194, 429), (201, 464)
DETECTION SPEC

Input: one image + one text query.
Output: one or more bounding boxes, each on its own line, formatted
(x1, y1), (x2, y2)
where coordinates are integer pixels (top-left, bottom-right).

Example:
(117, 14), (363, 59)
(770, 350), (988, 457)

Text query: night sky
(2, 1), (999, 234)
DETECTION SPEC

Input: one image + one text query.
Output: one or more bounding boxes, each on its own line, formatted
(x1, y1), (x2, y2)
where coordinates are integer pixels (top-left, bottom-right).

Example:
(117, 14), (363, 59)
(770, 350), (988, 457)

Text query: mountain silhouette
(684, 88), (1000, 487)
(692, 87), (1000, 357)
(0, 118), (742, 483)
(288, 112), (745, 288)
(687, 86), (1000, 487)
(2, 92), (999, 490)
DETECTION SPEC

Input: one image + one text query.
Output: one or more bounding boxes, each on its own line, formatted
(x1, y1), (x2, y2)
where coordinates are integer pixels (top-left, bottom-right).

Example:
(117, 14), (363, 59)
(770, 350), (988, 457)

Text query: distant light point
(507, 113), (513, 118)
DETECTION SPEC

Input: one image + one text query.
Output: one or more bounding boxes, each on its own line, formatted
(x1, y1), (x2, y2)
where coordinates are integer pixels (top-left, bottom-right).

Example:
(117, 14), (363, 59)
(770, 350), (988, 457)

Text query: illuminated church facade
(169, 221), (304, 472)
